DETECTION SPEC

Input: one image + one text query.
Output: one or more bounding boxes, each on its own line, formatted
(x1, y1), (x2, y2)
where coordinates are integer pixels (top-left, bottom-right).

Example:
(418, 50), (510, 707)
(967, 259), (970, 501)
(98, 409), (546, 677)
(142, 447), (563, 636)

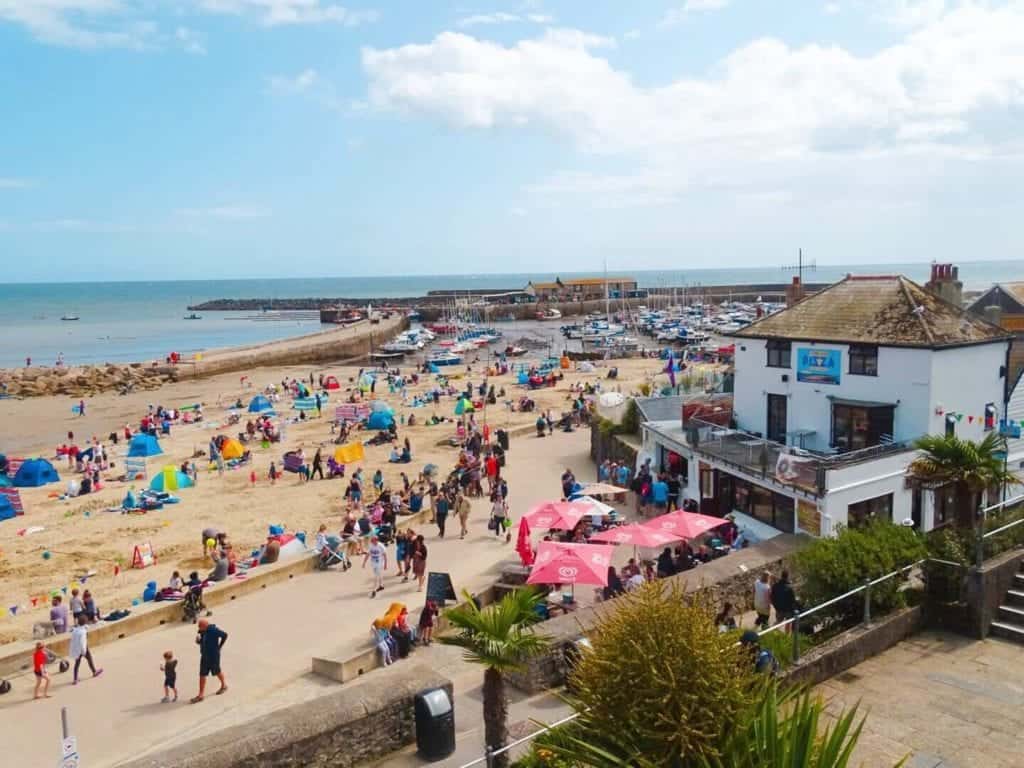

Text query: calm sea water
(1, 261), (1020, 369)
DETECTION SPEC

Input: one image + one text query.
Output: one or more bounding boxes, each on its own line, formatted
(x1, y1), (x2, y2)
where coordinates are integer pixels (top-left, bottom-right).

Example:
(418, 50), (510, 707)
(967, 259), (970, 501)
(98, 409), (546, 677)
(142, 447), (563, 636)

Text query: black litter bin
(415, 687), (455, 760)
(497, 429), (509, 451)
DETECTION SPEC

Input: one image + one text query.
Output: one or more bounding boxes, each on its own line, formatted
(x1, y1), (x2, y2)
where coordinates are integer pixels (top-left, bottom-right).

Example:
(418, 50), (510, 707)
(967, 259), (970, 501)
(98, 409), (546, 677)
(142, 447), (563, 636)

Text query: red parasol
(527, 541), (613, 587)
(523, 501), (592, 531)
(516, 517), (534, 566)
(645, 510), (730, 540)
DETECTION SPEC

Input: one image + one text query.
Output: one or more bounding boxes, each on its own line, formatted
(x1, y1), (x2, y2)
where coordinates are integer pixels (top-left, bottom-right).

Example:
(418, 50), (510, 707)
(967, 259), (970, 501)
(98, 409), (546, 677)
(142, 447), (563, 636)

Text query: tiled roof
(733, 275), (1011, 348)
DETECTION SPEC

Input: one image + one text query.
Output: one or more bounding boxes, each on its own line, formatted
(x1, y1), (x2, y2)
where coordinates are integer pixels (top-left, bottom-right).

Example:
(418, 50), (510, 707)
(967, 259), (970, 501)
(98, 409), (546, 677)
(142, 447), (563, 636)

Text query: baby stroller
(376, 523), (395, 546)
(317, 535), (352, 571)
(182, 584), (207, 624)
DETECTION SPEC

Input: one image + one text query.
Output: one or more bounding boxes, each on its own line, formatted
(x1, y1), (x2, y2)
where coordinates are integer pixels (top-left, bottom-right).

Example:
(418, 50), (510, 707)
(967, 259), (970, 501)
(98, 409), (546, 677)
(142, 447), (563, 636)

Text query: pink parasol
(645, 510), (730, 540)
(523, 501), (592, 531)
(516, 518), (535, 566)
(590, 523), (684, 548)
(526, 541), (613, 587)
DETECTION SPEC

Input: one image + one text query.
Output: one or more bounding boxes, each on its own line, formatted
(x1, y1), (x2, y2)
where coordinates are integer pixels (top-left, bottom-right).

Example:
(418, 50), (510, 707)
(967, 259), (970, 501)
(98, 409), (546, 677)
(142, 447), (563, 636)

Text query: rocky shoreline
(0, 362), (179, 399)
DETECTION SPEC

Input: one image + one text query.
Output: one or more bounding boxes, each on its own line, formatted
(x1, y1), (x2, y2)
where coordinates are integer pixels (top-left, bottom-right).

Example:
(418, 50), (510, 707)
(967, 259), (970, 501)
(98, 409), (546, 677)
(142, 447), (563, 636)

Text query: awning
(827, 397), (897, 409)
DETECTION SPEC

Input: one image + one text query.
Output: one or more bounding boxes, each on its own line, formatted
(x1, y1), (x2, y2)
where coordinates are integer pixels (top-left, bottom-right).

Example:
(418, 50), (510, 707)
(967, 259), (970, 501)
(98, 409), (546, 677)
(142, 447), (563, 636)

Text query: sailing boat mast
(604, 258), (610, 321)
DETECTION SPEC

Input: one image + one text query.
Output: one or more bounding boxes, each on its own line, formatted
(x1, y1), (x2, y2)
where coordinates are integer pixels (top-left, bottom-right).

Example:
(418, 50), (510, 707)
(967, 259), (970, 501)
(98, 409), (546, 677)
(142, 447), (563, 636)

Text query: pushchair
(376, 523), (395, 546)
(182, 585), (208, 623)
(317, 535), (352, 571)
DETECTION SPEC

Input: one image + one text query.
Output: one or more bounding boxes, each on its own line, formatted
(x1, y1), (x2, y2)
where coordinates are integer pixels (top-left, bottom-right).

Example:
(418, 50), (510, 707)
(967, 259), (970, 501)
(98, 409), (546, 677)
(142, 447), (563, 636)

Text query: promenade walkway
(1, 430), (593, 768)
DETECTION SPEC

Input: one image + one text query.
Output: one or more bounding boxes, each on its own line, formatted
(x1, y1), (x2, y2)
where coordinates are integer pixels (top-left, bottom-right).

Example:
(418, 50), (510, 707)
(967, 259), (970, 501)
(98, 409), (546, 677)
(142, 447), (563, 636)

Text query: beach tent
(367, 411), (395, 430)
(128, 433), (163, 458)
(454, 397), (475, 416)
(369, 400), (393, 414)
(0, 494), (16, 521)
(293, 396), (324, 412)
(220, 438), (245, 460)
(323, 376), (341, 391)
(13, 458), (60, 488)
(0, 474), (11, 488)
(248, 395), (273, 413)
(150, 467), (194, 492)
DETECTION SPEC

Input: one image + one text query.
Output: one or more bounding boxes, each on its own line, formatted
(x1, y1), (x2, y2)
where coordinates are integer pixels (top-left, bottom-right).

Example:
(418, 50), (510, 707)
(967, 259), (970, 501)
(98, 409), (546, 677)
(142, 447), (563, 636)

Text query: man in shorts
(192, 619), (228, 703)
(363, 535), (388, 597)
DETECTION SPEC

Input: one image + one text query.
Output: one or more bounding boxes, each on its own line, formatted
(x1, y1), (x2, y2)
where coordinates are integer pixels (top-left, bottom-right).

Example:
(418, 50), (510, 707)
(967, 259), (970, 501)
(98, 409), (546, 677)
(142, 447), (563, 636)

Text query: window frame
(848, 344), (879, 376)
(847, 493), (893, 528)
(766, 340), (792, 369)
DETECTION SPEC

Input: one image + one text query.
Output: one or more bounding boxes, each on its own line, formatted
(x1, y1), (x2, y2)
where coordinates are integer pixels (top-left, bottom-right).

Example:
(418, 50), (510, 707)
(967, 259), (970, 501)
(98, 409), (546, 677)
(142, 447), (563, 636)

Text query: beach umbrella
(590, 523), (683, 548)
(527, 541), (613, 587)
(645, 510), (730, 540)
(516, 518), (534, 566)
(523, 501), (592, 531)
(573, 496), (617, 517)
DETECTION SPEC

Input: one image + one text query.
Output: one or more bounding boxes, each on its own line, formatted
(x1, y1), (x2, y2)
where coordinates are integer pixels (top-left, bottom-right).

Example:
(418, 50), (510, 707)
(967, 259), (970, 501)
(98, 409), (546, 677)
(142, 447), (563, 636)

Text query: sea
(1, 261), (1021, 369)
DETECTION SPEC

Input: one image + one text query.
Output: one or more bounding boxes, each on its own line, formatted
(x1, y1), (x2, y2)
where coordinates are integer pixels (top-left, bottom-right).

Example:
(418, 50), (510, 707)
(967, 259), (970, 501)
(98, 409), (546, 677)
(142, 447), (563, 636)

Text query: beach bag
(501, 517), (512, 530)
(487, 517), (498, 531)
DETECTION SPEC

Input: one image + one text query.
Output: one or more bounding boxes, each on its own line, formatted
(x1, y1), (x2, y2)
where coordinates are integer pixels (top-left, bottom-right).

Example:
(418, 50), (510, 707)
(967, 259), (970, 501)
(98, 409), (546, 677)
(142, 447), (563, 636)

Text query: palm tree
(439, 587), (550, 767)
(908, 432), (1018, 528)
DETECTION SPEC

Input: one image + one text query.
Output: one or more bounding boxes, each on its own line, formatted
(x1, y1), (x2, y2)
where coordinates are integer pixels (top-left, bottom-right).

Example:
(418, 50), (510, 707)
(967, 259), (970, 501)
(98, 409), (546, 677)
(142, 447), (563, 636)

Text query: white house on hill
(641, 275), (1012, 538)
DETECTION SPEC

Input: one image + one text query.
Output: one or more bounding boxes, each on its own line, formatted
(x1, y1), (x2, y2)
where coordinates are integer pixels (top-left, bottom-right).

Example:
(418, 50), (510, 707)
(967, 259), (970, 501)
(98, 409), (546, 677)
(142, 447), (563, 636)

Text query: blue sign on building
(796, 348), (841, 385)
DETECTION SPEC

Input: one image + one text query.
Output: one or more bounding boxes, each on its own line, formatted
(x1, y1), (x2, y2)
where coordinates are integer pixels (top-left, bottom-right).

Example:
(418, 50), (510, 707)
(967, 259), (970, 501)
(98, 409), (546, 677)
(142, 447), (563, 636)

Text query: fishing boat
(60, 313), (79, 321)
(504, 345), (527, 357)
(183, 313), (202, 320)
(536, 308), (562, 321)
(370, 351), (405, 361)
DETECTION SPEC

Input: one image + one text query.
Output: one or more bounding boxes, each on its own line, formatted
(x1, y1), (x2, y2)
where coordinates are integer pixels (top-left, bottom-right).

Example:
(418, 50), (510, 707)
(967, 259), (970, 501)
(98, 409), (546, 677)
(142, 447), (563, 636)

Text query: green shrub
(792, 520), (926, 627)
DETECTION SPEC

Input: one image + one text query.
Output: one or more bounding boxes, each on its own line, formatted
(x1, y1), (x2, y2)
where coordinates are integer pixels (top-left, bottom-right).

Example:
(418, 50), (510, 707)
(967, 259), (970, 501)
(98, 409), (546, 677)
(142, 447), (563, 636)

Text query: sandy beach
(0, 340), (709, 645)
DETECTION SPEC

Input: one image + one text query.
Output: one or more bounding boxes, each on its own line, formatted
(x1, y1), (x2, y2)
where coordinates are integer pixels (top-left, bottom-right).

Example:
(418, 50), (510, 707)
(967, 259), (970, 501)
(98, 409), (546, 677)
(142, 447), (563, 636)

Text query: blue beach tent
(13, 458), (60, 488)
(366, 411), (395, 430)
(0, 494), (16, 521)
(128, 433), (163, 458)
(248, 395), (273, 413)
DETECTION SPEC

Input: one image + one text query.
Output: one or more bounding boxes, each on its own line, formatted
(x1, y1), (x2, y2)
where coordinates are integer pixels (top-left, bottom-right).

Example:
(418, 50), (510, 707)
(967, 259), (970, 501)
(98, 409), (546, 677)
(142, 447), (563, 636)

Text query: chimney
(924, 262), (963, 307)
(785, 276), (803, 308)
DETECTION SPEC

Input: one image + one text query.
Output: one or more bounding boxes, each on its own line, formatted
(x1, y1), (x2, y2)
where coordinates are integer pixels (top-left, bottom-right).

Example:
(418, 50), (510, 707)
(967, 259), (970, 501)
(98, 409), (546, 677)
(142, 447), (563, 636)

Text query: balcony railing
(681, 419), (917, 497)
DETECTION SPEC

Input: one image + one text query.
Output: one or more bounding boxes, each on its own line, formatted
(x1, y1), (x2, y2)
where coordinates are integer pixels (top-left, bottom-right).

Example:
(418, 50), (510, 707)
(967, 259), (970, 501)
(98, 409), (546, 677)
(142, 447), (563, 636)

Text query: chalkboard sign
(426, 571), (457, 605)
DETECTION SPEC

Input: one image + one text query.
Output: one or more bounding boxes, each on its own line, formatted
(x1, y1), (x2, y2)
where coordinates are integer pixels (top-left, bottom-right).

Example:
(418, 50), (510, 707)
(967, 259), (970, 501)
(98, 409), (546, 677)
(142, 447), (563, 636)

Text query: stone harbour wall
(117, 664), (451, 768)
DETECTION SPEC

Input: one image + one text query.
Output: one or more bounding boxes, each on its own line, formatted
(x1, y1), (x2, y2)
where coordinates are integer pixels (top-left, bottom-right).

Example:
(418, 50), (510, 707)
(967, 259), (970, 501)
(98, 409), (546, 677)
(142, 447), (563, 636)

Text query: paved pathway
(0, 430), (594, 768)
(817, 631), (1024, 768)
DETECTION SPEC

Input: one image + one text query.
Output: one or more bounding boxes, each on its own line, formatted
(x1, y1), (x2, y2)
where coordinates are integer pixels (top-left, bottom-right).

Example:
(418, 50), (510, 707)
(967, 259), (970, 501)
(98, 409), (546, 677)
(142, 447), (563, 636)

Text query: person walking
(753, 571), (773, 629)
(411, 535), (428, 591)
(770, 570), (797, 632)
(434, 491), (450, 538)
(311, 448), (324, 480)
(161, 651), (178, 702)
(490, 491), (509, 541)
(78, 399), (85, 417)
(191, 619), (228, 703)
(69, 615), (102, 685)
(32, 642), (51, 699)
(456, 491), (472, 539)
(363, 535), (388, 597)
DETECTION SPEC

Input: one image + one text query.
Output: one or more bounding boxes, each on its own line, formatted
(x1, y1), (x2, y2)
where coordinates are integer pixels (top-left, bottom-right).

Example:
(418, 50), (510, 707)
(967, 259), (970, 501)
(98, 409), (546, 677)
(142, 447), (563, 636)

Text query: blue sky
(1, 0), (1023, 281)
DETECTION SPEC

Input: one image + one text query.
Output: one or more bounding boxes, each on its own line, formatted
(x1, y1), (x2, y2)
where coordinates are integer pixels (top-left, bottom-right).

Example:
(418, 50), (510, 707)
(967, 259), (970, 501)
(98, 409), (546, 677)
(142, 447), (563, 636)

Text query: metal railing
(458, 559), (926, 766)
(977, 492), (1024, 564)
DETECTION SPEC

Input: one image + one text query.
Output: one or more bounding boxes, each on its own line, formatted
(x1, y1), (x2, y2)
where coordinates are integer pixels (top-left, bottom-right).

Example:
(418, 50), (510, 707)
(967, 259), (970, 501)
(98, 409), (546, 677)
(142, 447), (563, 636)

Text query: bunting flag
(968, 415), (975, 424)
(8, 606), (17, 616)
(956, 413), (964, 422)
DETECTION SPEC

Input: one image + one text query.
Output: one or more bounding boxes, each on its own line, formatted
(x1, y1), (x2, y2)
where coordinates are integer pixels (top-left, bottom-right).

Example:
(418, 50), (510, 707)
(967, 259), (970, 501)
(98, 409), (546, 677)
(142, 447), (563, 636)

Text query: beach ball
(205, 538), (216, 550)
(42, 551), (51, 560)
(132, 599), (140, 606)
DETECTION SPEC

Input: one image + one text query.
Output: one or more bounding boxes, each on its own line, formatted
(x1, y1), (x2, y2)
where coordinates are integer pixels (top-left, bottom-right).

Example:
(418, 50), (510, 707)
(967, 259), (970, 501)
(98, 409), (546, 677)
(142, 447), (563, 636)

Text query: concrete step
(1004, 589), (1024, 606)
(990, 621), (1024, 643)
(1014, 573), (1024, 587)
(998, 604), (1024, 622)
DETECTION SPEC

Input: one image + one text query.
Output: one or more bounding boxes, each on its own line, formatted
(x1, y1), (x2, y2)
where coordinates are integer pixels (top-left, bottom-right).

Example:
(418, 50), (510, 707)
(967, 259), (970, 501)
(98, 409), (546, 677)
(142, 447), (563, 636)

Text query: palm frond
(439, 587), (550, 672)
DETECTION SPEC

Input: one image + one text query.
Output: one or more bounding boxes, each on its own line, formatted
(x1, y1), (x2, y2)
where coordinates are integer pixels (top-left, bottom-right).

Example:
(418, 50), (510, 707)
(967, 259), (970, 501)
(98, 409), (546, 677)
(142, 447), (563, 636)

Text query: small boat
(428, 351), (463, 366)
(183, 313), (202, 320)
(370, 351), (405, 361)
(504, 345), (527, 357)
(536, 308), (562, 321)
(60, 314), (79, 321)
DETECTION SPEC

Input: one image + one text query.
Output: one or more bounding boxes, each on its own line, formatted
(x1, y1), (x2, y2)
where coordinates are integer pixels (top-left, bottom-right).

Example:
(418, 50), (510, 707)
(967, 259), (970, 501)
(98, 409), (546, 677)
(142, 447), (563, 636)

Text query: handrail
(982, 515), (1024, 540)
(981, 492), (1024, 515)
(459, 558), (927, 767)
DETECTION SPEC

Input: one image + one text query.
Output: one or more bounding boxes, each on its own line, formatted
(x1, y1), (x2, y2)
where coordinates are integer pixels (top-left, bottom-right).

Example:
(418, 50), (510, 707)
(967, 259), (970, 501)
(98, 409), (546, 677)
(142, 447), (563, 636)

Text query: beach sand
(0, 346), (717, 645)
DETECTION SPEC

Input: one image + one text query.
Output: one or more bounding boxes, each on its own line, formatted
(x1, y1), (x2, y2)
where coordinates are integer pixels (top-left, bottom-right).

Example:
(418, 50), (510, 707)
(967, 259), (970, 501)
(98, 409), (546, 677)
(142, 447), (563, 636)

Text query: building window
(831, 404), (894, 451)
(766, 340), (791, 368)
(848, 345), (878, 376)
(985, 403), (997, 432)
(728, 476), (795, 532)
(847, 493), (893, 528)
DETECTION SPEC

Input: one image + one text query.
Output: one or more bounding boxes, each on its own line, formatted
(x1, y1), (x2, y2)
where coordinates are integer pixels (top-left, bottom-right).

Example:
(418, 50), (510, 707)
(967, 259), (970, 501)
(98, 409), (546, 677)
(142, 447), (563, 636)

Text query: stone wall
(507, 535), (802, 693)
(589, 425), (639, 468)
(118, 664), (451, 768)
(783, 605), (923, 688)
(965, 549), (1024, 639)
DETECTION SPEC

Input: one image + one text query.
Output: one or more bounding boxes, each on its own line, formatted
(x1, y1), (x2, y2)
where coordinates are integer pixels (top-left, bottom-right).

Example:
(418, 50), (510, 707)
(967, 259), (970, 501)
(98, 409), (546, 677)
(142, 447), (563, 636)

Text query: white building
(642, 275), (1012, 537)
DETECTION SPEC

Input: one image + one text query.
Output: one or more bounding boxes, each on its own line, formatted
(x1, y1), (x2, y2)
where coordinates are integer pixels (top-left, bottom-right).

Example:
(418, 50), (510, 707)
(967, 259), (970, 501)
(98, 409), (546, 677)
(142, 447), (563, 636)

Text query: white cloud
(457, 11), (554, 28)
(197, 0), (378, 27)
(661, 0), (730, 26)
(175, 25), (205, 54)
(0, 0), (157, 48)
(177, 205), (270, 219)
(0, 177), (34, 189)
(363, 4), (1024, 208)
(269, 68), (318, 92)
(874, 0), (947, 27)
